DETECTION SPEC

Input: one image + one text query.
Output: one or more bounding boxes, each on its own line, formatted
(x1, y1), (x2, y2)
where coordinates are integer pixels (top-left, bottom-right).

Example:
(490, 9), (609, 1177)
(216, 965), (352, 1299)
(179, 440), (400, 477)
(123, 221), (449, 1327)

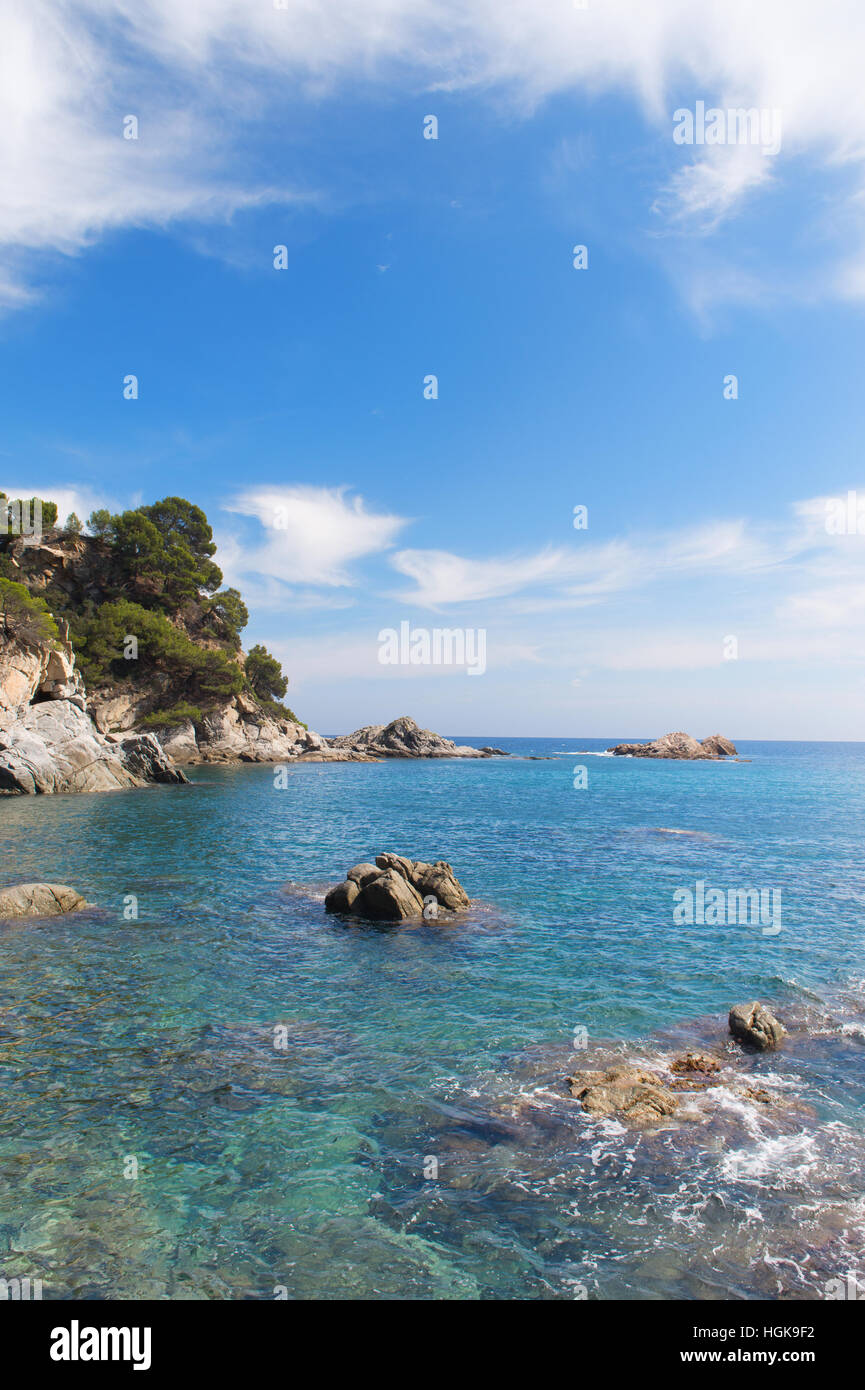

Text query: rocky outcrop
(608, 731), (737, 759)
(325, 853), (470, 922)
(700, 733), (737, 757)
(328, 716), (507, 760)
(90, 688), (330, 766)
(0, 626), (185, 795)
(567, 1064), (679, 1123)
(0, 883), (90, 917)
(729, 1001), (786, 1051)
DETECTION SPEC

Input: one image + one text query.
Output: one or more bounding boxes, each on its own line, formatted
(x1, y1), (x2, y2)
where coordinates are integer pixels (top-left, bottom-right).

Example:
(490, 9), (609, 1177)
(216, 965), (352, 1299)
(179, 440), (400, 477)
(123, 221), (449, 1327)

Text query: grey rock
(329, 716), (505, 760)
(346, 862), (381, 888)
(324, 880), (360, 914)
(701, 733), (737, 757)
(374, 853), (414, 880)
(325, 854), (470, 923)
(354, 869), (425, 921)
(0, 620), (184, 795)
(729, 1001), (786, 1051)
(0, 882), (90, 918)
(118, 733), (188, 785)
(411, 860), (470, 909)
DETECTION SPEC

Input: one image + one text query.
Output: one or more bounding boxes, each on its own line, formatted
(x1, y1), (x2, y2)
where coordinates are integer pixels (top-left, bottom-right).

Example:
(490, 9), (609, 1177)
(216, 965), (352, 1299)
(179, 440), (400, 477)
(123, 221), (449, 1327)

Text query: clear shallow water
(1, 738), (864, 1299)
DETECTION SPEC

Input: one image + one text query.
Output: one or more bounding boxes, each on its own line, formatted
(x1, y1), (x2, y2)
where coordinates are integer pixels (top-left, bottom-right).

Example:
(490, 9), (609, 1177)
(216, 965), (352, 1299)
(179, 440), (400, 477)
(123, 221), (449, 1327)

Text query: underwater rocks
(567, 1006), (787, 1125)
(729, 1000), (787, 1051)
(607, 731), (737, 759)
(325, 854), (470, 922)
(670, 1051), (721, 1075)
(0, 883), (90, 917)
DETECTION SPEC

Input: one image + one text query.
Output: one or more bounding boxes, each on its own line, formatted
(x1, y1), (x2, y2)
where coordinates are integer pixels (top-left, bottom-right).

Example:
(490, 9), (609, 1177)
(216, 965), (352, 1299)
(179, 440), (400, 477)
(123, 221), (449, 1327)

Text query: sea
(1, 737), (864, 1300)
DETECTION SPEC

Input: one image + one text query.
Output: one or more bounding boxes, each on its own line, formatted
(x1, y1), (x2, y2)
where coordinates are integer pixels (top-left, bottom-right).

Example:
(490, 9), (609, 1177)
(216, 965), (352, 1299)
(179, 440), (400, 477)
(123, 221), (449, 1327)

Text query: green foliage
(71, 599), (243, 701)
(259, 698), (305, 727)
(87, 509), (113, 539)
(139, 702), (203, 730)
(1, 494), (58, 536)
(1, 489), (305, 727)
(204, 588), (249, 643)
(137, 496), (223, 598)
(0, 577), (58, 644)
(90, 497), (224, 607)
(110, 511), (164, 577)
(245, 644), (288, 702)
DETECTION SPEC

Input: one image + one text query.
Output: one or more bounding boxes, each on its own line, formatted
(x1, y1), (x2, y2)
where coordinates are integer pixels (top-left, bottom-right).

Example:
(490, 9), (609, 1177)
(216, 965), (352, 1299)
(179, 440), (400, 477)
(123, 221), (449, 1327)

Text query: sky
(1, 0), (865, 738)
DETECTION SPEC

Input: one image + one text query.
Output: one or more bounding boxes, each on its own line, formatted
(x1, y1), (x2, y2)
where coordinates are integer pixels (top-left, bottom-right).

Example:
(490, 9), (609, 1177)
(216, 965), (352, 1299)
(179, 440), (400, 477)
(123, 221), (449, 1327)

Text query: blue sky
(2, 1), (865, 737)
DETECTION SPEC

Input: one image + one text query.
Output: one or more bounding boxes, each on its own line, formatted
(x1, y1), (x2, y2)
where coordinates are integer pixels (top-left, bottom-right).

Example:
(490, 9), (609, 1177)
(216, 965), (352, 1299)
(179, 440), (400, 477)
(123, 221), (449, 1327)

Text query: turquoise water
(2, 738), (865, 1299)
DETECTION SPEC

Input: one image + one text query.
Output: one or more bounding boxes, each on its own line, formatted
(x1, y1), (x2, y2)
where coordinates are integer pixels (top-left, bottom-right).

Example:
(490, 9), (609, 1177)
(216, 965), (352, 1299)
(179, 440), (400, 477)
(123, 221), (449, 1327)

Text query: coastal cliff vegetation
(0, 491), (300, 729)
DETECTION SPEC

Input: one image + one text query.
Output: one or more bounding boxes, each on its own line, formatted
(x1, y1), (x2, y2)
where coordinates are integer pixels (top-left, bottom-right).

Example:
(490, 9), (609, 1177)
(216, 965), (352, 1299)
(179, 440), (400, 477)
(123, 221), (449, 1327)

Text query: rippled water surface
(1, 738), (864, 1298)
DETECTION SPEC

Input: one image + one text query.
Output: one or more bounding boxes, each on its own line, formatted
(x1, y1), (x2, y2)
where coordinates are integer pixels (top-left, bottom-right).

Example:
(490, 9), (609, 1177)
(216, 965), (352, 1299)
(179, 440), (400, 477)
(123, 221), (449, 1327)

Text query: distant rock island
(329, 717), (506, 760)
(608, 731), (737, 760)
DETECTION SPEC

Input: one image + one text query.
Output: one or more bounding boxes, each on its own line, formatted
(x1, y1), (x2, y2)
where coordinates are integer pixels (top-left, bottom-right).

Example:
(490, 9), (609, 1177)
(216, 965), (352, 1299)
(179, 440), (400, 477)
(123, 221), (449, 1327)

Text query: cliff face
(0, 623), (184, 795)
(89, 686), (330, 764)
(1, 526), (328, 767)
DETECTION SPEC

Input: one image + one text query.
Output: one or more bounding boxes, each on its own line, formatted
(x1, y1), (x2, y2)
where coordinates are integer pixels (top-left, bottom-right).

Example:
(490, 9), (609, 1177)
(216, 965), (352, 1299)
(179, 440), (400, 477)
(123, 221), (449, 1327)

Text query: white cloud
(388, 519), (777, 610)
(222, 484), (409, 589)
(0, 481), (108, 525)
(3, 2), (865, 304)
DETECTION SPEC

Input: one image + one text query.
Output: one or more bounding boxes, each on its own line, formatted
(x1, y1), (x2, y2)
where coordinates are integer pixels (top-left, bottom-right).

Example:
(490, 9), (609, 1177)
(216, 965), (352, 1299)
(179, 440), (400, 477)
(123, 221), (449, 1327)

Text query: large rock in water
(328, 716), (506, 760)
(701, 733), (737, 757)
(607, 731), (736, 759)
(567, 1065), (678, 1124)
(0, 883), (90, 918)
(354, 869), (425, 921)
(324, 854), (470, 921)
(729, 1001), (786, 1051)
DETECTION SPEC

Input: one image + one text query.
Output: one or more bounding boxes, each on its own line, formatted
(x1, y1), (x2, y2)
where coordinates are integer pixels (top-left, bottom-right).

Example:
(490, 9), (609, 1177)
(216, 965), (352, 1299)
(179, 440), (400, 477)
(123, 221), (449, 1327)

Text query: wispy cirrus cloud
(4, 1), (865, 308)
(388, 519), (785, 610)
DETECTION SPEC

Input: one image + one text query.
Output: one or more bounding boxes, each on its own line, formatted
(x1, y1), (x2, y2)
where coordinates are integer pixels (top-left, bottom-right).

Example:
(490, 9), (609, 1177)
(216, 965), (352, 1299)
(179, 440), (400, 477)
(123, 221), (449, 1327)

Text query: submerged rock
(567, 1064), (678, 1124)
(607, 731), (737, 760)
(671, 1052), (722, 1075)
(0, 883), (90, 918)
(729, 1001), (786, 1051)
(325, 854), (470, 922)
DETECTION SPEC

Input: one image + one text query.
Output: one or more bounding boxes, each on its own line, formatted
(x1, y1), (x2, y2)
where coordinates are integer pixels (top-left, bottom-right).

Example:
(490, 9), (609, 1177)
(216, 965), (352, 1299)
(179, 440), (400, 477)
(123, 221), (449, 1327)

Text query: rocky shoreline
(0, 626), (185, 795)
(0, 616), (507, 795)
